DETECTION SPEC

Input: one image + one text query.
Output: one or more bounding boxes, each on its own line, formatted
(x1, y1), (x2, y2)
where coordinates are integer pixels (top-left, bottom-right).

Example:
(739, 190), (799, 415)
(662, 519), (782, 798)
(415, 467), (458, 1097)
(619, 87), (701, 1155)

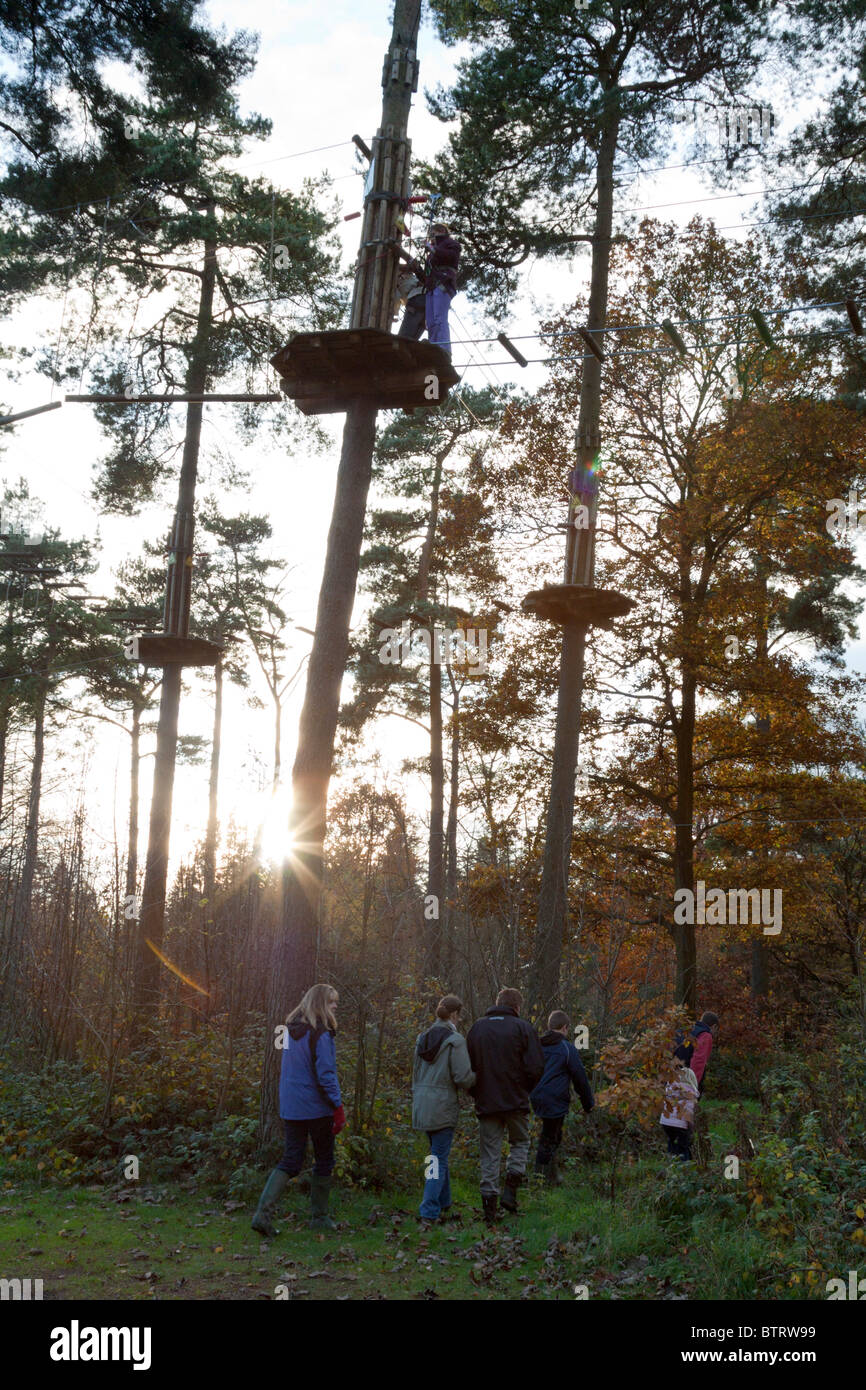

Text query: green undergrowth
(0, 1110), (853, 1302)
(2, 1030), (865, 1299)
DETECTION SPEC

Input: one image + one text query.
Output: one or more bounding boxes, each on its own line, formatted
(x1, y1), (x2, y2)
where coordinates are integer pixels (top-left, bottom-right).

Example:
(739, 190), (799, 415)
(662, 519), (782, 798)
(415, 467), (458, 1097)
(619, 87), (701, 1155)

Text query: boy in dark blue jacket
(530, 1010), (594, 1186)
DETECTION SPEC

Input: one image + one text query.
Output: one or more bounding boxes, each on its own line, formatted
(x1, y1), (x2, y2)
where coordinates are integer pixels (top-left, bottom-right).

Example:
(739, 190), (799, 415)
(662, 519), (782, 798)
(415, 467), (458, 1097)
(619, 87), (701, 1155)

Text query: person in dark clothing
(395, 267), (426, 340)
(466, 987), (545, 1225)
(252, 983), (346, 1238)
(424, 223), (460, 357)
(530, 1010), (594, 1186)
(395, 223), (461, 358)
(674, 1012), (719, 1095)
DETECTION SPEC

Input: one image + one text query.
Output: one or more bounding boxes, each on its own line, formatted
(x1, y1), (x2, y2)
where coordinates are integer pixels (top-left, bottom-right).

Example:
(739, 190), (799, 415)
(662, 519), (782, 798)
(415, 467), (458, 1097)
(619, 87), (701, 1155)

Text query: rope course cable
(450, 328), (856, 372)
(436, 298), (855, 349)
(1, 140), (356, 221)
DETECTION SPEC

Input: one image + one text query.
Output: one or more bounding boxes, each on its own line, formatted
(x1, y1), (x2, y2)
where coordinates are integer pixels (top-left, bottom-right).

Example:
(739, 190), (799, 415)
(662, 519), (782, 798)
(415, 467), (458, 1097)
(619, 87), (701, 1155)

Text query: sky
(1, 0), (863, 884)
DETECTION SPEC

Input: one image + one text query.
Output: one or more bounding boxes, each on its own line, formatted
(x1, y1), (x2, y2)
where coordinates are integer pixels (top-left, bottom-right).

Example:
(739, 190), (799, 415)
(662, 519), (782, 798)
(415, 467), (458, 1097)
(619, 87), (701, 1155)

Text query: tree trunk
(750, 936), (769, 998)
(126, 702), (140, 903)
(260, 0), (422, 1150)
(272, 690), (281, 791)
(529, 111), (620, 1016)
(135, 220), (217, 1014)
(260, 402), (378, 1150)
(427, 645), (444, 977)
(277, 401), (378, 986)
(417, 447), (445, 971)
(204, 655), (222, 900)
(673, 672), (697, 1010)
(751, 567), (770, 999)
(0, 703), (8, 831)
(531, 620), (586, 1015)
(444, 682), (459, 978)
(6, 684), (47, 1016)
(17, 684), (46, 930)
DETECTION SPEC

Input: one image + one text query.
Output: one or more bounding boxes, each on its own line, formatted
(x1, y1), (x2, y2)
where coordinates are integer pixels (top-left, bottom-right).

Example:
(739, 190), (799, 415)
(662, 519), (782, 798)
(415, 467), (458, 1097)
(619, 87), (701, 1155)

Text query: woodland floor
(0, 1100), (800, 1301)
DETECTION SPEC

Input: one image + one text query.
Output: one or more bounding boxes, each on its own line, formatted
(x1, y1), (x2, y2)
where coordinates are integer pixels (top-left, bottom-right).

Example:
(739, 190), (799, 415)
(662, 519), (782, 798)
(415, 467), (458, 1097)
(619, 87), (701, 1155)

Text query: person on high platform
(423, 223), (460, 358)
(396, 222), (460, 359)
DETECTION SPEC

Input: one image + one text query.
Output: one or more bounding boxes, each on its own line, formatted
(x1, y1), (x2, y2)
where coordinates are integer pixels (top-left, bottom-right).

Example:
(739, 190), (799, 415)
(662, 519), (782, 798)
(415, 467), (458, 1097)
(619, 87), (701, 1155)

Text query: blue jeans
(426, 286), (452, 356)
(419, 1126), (454, 1219)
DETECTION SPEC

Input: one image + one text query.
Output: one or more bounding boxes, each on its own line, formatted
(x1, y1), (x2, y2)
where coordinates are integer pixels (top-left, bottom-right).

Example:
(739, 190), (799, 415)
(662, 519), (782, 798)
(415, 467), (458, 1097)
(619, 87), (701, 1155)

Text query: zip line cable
(436, 298), (853, 349)
(616, 181), (806, 216)
(2, 140), (356, 221)
(8, 135), (863, 234)
(5, 298), (857, 423)
(451, 329), (854, 372)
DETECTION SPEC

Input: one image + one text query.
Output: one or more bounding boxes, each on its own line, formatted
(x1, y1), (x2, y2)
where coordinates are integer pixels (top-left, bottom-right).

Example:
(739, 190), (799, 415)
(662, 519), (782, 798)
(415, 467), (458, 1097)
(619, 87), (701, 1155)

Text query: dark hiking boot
(501, 1171), (522, 1213)
(251, 1167), (289, 1238)
(548, 1153), (564, 1187)
(309, 1173), (337, 1231)
(482, 1193), (498, 1227)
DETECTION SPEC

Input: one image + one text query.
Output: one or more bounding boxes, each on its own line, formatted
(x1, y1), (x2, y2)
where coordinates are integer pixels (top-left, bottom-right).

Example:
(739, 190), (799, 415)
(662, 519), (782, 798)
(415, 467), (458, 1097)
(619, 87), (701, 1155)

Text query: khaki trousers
(478, 1110), (531, 1195)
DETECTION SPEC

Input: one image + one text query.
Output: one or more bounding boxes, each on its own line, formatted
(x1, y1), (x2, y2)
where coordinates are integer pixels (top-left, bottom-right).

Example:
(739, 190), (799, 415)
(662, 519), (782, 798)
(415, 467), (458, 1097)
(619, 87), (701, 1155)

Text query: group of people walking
(660, 1011), (718, 1161)
(412, 988), (593, 1225)
(252, 983), (718, 1236)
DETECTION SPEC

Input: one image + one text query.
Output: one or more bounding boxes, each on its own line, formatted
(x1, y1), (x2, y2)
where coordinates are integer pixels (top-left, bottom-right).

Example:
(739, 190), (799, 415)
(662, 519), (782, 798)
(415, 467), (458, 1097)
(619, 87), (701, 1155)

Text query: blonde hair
(287, 982), (338, 1032)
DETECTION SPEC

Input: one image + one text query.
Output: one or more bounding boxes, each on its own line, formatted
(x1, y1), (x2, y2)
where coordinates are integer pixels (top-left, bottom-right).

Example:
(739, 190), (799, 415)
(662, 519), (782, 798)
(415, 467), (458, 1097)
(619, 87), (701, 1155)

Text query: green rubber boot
(251, 1167), (289, 1238)
(309, 1173), (337, 1231)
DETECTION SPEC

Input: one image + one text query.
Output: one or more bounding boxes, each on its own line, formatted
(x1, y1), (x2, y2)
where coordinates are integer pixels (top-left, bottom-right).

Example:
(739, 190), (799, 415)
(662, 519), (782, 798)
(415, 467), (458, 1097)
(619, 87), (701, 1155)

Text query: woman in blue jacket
(530, 1010), (594, 1186)
(252, 983), (346, 1236)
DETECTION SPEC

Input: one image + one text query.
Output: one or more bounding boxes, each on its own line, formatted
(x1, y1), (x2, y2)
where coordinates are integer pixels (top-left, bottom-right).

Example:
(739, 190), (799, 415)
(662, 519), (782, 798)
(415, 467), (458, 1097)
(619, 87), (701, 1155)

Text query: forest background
(2, 0), (866, 1301)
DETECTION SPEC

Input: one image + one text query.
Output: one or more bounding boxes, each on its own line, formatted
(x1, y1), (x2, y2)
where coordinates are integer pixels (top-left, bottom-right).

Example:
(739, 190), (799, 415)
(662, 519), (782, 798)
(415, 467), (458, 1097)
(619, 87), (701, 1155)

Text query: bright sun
(255, 787), (296, 864)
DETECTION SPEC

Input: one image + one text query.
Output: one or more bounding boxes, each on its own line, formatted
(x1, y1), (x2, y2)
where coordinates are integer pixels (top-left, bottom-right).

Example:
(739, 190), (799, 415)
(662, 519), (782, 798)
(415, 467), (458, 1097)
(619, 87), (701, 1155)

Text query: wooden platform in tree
(132, 634), (222, 667)
(0, 546), (51, 566)
(270, 328), (459, 415)
(522, 584), (634, 629)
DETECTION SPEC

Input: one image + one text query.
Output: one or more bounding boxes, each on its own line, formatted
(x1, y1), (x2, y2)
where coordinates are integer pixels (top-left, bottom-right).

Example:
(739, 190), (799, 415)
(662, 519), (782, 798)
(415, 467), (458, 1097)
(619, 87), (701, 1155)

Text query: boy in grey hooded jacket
(412, 994), (476, 1221)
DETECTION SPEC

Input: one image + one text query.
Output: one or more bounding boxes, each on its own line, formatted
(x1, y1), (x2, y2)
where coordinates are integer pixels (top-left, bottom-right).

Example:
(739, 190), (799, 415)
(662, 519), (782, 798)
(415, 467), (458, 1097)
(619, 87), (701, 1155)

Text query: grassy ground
(0, 1099), (790, 1301)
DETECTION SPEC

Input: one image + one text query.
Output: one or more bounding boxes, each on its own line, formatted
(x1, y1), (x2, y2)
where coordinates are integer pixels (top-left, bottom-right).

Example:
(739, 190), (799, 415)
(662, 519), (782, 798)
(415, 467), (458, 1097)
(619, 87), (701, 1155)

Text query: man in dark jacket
(466, 987), (545, 1224)
(530, 1011), (594, 1186)
(674, 1011), (719, 1095)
